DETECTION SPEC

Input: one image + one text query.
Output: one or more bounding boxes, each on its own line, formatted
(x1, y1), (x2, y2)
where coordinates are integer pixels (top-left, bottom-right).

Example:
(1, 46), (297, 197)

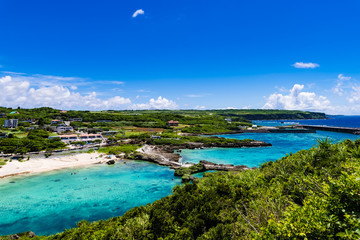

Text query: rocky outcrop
(106, 160), (115, 165)
(7, 231), (36, 239)
(174, 160), (256, 183)
(199, 160), (255, 171)
(132, 152), (182, 168)
(150, 140), (271, 151)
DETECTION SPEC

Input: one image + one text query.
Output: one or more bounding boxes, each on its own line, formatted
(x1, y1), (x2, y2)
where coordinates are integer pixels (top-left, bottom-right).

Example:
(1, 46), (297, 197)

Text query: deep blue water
(0, 161), (181, 236)
(253, 115), (360, 128)
(1, 116), (360, 236)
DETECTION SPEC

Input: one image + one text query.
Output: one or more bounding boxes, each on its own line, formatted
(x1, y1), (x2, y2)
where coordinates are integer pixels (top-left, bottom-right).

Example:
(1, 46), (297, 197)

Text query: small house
(51, 119), (63, 125)
(57, 126), (74, 133)
(56, 134), (78, 143)
(167, 120), (179, 127)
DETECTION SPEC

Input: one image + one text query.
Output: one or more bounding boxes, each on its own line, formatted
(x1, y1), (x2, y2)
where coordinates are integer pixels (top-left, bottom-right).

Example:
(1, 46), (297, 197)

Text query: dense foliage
(0, 130), (65, 154)
(4, 139), (360, 239)
(0, 107), (325, 130)
(98, 145), (140, 156)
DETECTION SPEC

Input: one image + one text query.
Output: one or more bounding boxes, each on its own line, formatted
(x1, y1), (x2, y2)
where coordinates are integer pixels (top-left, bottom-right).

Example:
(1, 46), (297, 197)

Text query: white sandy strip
(0, 152), (105, 179)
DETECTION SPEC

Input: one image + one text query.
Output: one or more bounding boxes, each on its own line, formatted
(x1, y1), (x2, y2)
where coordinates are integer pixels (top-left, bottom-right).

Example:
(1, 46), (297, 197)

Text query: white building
(3, 119), (18, 128)
(57, 125), (74, 133)
(59, 135), (78, 143)
(79, 134), (103, 142)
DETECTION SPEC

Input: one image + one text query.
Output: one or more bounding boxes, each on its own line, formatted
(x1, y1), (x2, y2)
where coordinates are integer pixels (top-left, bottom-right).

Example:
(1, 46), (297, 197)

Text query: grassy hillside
(5, 139), (360, 239)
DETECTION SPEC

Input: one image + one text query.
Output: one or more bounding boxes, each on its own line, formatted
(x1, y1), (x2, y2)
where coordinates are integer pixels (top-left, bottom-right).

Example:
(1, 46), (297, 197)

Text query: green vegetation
(0, 130), (65, 154)
(0, 107), (325, 131)
(174, 163), (206, 183)
(6, 139), (360, 239)
(0, 159), (6, 168)
(0, 107), (326, 155)
(98, 145), (140, 155)
(124, 132), (254, 146)
(174, 163), (206, 177)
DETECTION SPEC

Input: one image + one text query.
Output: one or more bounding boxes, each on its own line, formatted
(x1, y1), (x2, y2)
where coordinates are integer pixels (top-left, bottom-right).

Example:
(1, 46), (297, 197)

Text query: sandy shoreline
(0, 152), (111, 179)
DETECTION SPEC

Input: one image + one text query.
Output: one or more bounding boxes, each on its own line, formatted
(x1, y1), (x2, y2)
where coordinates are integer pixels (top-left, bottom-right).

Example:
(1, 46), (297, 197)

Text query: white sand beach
(0, 152), (108, 179)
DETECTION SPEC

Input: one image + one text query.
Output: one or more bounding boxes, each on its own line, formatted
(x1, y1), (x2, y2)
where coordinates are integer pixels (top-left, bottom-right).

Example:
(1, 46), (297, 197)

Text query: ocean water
(253, 115), (360, 128)
(180, 130), (360, 167)
(0, 161), (181, 236)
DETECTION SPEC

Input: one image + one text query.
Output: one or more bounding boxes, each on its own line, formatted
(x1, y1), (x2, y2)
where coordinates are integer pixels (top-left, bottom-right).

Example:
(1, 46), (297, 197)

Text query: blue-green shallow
(0, 161), (181, 236)
(180, 130), (360, 167)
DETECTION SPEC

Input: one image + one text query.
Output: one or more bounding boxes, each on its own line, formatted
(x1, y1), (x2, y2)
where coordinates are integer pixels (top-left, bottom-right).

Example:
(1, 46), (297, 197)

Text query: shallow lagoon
(0, 161), (181, 236)
(181, 131), (360, 167)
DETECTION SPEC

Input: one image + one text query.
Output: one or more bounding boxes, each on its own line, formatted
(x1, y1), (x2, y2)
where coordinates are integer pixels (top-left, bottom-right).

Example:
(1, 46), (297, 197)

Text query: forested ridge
(4, 139), (360, 239)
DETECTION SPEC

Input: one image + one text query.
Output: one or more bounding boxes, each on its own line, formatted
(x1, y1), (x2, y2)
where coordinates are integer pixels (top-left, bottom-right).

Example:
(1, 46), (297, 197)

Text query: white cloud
(263, 84), (332, 111)
(194, 105), (206, 110)
(70, 85), (78, 90)
(0, 75), (131, 110)
(132, 9), (144, 18)
(109, 81), (125, 85)
(338, 74), (351, 81)
(130, 96), (178, 110)
(292, 62), (320, 69)
(185, 94), (203, 98)
(348, 86), (360, 103)
(333, 74), (352, 96)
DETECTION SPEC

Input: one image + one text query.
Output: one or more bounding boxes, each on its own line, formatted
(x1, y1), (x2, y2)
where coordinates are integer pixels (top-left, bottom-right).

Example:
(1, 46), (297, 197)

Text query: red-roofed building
(167, 120), (179, 127)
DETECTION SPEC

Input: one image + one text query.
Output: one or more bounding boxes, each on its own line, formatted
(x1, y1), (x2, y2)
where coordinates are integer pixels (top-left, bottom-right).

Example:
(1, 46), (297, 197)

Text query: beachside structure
(57, 125), (74, 133)
(56, 135), (78, 143)
(79, 134), (103, 142)
(3, 119), (18, 128)
(167, 120), (179, 127)
(49, 134), (103, 143)
(0, 113), (6, 118)
(9, 111), (19, 114)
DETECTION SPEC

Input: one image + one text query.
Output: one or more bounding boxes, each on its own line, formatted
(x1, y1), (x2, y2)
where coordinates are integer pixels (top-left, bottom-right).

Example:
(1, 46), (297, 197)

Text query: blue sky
(0, 0), (360, 114)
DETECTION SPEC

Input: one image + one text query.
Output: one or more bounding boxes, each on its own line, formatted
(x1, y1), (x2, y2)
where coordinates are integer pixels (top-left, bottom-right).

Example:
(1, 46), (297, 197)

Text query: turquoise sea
(0, 161), (181, 236)
(181, 131), (360, 167)
(1, 117), (360, 236)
